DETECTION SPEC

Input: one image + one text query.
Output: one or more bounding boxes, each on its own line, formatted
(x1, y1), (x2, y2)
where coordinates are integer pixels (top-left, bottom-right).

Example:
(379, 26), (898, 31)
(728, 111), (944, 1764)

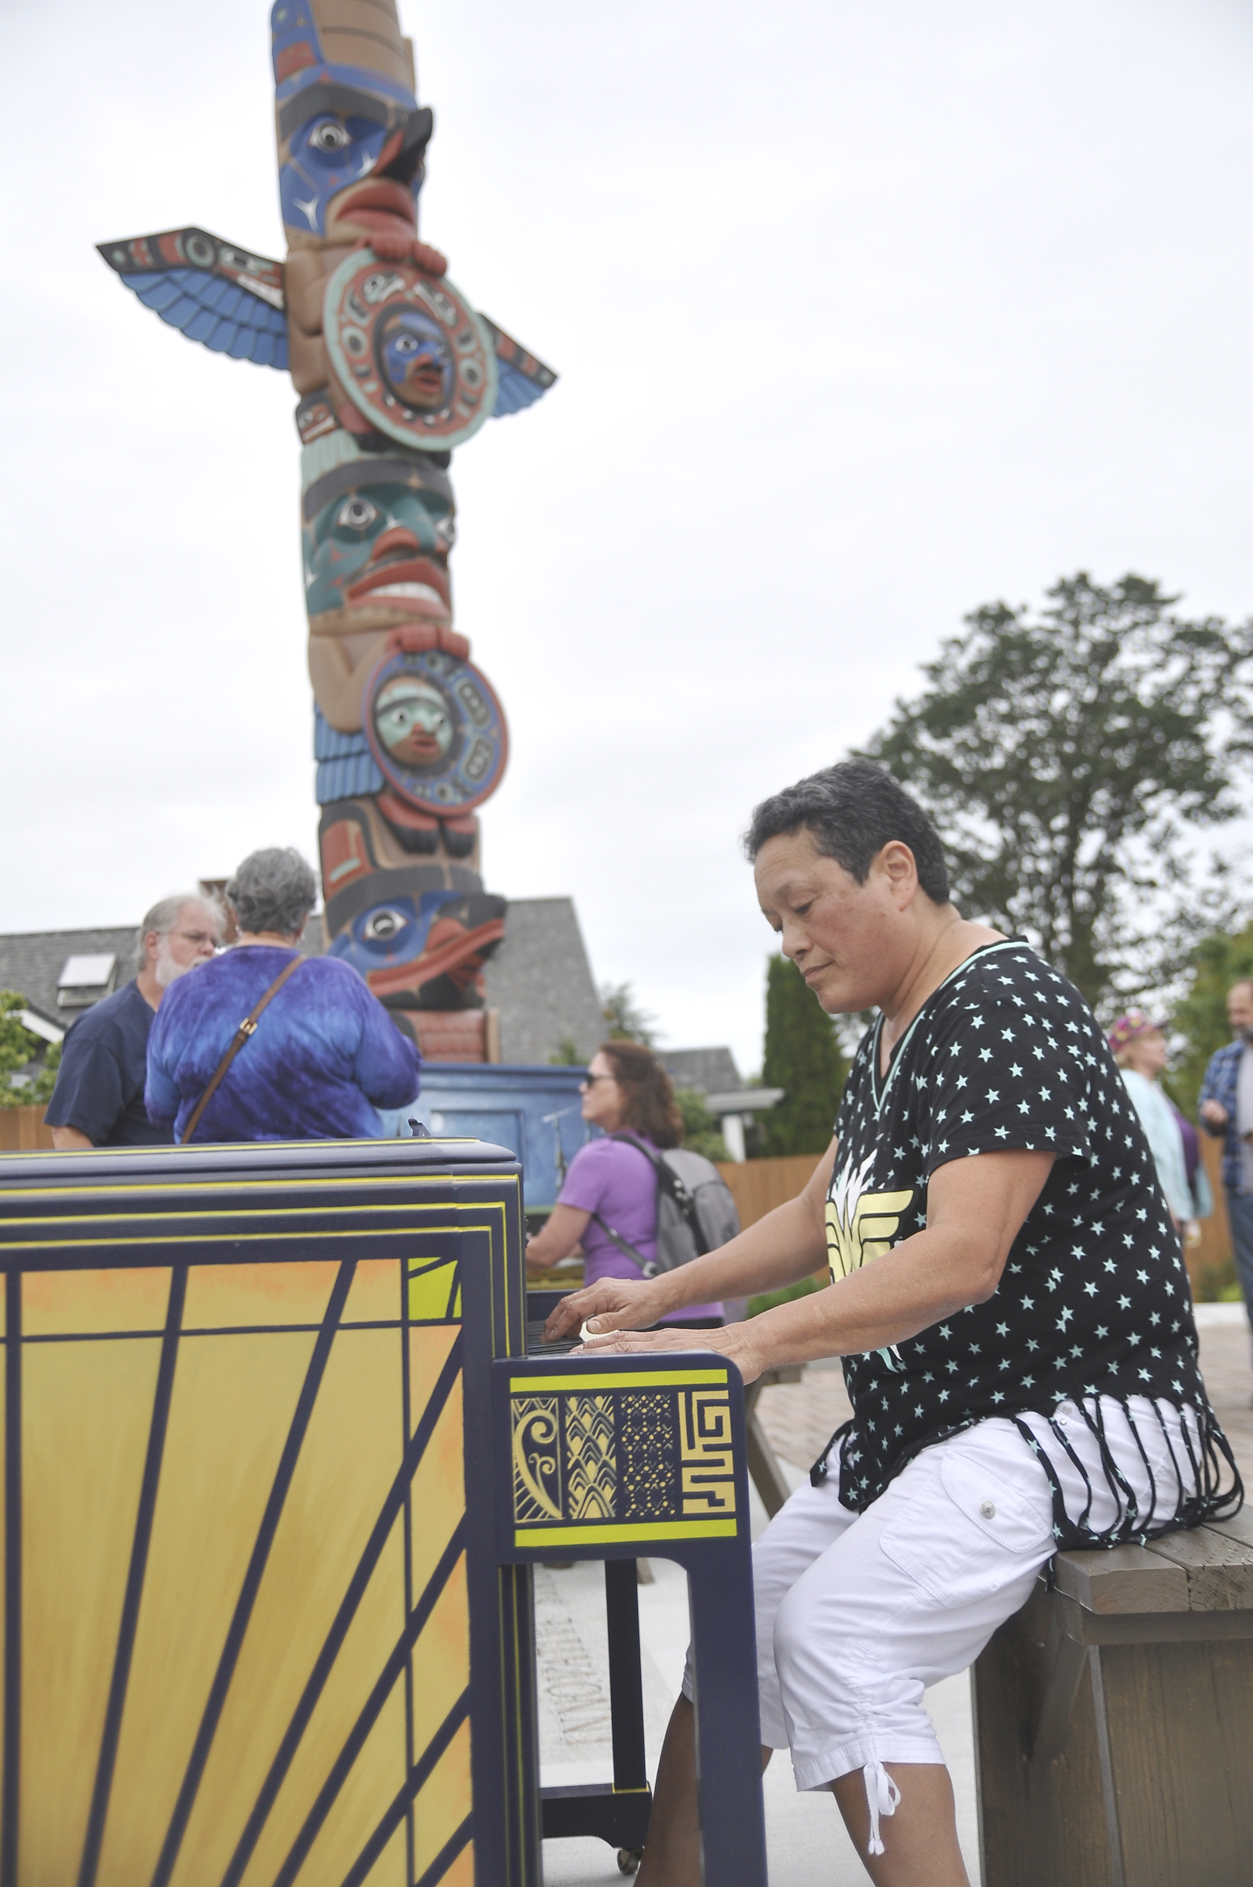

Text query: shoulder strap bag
(179, 955), (305, 1145)
(610, 1131), (707, 1249)
(587, 1132), (706, 1277)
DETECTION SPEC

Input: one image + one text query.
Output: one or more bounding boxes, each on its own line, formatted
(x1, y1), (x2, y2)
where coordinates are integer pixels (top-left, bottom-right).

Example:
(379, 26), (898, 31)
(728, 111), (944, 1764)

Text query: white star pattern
(823, 938), (1218, 1548)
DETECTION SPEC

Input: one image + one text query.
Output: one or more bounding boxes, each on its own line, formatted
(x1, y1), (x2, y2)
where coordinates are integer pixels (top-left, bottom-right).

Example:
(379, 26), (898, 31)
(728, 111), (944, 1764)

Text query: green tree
(760, 954), (847, 1155)
(673, 1087), (729, 1162)
(24, 1040), (61, 1105)
(548, 1036), (583, 1066)
(0, 993), (52, 1107)
(860, 573), (1253, 1012)
(1165, 922), (1253, 1119)
(600, 981), (657, 1046)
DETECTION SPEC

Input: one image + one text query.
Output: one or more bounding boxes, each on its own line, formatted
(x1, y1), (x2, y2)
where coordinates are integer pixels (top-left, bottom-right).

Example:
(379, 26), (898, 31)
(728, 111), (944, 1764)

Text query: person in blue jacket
(1199, 977), (1253, 1352)
(146, 847), (419, 1143)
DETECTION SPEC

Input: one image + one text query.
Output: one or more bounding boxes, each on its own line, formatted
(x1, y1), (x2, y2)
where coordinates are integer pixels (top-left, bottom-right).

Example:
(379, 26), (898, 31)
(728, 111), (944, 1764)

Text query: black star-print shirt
(822, 939), (1236, 1543)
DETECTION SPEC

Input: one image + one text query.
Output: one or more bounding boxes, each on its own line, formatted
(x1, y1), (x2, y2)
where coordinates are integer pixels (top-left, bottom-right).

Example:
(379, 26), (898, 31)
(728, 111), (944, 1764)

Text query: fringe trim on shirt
(808, 1397), (1243, 1553)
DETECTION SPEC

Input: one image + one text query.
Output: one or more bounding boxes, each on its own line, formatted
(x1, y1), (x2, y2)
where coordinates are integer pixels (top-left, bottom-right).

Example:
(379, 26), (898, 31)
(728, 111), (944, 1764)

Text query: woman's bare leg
(831, 1763), (970, 1887)
(636, 1706), (967, 1886)
(635, 1696), (773, 1886)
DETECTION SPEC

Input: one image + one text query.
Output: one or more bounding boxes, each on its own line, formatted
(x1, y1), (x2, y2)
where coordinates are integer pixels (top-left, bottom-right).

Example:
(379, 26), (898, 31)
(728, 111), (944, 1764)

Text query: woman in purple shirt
(525, 1042), (723, 1326)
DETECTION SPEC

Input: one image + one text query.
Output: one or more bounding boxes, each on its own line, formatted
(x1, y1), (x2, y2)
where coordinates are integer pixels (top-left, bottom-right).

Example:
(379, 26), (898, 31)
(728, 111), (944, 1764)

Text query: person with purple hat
(1107, 1010), (1211, 1238)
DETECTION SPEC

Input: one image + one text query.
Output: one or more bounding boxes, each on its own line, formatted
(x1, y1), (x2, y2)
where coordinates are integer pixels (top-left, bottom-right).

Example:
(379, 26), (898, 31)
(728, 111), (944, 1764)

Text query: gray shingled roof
(482, 898), (604, 1064)
(658, 1046), (745, 1095)
(0, 928), (139, 1024)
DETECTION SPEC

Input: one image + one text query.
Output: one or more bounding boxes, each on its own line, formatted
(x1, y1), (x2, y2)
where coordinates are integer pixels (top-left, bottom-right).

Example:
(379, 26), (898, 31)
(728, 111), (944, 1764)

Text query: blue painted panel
(415, 1063), (593, 1210)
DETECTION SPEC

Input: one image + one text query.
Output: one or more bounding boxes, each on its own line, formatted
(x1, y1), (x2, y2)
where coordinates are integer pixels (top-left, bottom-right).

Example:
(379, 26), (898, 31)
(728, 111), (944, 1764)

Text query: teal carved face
(303, 476), (456, 625)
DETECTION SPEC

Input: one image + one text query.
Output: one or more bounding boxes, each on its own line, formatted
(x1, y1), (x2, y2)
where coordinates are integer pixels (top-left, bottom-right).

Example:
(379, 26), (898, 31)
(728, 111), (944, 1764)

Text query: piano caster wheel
(617, 1850), (643, 1876)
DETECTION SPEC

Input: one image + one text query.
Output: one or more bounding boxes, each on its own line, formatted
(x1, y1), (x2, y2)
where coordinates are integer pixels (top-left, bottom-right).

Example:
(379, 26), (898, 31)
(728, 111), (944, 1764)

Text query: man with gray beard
(45, 895), (222, 1149)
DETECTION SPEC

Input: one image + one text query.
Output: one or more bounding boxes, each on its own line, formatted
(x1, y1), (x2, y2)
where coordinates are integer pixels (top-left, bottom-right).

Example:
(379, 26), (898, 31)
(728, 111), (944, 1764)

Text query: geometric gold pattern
(620, 1392), (675, 1520)
(507, 1374), (735, 1539)
(564, 1395), (616, 1521)
(679, 1388), (736, 1517)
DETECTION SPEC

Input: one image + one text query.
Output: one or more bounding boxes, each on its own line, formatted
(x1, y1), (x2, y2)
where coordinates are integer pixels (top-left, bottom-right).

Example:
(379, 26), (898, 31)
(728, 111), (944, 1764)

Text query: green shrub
(746, 1275), (823, 1319)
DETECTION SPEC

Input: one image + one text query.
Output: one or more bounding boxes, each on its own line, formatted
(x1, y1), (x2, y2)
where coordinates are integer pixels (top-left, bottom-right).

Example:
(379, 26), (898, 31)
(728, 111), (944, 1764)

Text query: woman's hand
(576, 1319), (771, 1386)
(541, 1275), (669, 1341)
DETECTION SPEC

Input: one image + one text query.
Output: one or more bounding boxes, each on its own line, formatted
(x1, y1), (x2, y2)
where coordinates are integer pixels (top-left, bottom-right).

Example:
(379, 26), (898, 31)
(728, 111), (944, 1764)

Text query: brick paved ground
(1193, 1311), (1253, 1486)
(756, 1311), (1253, 1489)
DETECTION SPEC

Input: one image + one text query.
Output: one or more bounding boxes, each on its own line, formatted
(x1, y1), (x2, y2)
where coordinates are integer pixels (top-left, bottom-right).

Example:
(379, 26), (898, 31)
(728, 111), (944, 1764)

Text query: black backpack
(591, 1133), (740, 1276)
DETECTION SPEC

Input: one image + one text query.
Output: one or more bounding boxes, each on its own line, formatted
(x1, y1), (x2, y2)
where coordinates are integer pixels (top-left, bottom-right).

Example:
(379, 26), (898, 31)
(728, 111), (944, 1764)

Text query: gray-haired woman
(146, 847), (419, 1142)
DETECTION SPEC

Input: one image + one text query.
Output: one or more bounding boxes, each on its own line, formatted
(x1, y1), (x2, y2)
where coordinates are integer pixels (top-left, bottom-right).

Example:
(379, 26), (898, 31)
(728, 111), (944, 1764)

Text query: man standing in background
(1199, 978), (1253, 1353)
(44, 895), (222, 1149)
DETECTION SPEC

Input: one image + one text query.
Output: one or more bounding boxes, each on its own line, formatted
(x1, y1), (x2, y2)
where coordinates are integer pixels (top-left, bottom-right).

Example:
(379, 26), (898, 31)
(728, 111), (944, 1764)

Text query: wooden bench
(973, 1508), (1253, 1887)
(742, 1365), (804, 1516)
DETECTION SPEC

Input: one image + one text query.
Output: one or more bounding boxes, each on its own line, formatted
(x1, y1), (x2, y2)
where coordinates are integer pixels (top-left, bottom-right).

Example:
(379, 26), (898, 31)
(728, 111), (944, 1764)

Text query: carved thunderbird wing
(97, 227), (289, 369)
(476, 313), (558, 417)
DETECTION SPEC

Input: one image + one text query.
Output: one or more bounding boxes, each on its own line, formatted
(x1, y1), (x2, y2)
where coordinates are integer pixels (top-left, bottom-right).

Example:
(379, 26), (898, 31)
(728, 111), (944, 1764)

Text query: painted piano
(0, 1138), (767, 1887)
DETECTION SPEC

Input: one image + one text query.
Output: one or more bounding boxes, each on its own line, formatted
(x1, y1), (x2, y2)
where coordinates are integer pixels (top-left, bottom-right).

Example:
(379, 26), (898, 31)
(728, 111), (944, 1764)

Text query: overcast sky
(3, 0), (1252, 1070)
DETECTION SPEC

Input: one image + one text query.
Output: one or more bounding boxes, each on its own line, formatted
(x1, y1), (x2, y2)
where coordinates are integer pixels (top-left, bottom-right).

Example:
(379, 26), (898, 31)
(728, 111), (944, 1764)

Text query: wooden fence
(1189, 1133), (1233, 1294)
(716, 1153), (822, 1228)
(0, 1105), (53, 1151)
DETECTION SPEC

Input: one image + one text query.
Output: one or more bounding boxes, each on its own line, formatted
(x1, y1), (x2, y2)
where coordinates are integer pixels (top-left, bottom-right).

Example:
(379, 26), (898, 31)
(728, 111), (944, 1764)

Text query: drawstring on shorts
(863, 1760), (901, 1857)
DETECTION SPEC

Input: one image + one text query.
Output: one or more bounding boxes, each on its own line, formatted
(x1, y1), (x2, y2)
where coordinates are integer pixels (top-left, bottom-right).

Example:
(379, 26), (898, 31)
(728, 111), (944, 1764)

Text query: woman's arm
(526, 1203), (592, 1272)
(542, 1139), (837, 1339)
(576, 1147), (1055, 1382)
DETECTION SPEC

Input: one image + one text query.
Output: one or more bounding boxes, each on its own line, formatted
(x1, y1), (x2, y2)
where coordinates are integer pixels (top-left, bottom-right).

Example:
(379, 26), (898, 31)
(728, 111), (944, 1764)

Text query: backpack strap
(179, 954), (305, 1145)
(608, 1132), (709, 1254)
(589, 1212), (656, 1277)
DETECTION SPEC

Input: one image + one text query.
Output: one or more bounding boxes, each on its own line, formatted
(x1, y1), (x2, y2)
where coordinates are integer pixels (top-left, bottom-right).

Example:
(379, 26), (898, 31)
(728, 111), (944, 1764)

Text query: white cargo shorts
(683, 1397), (1198, 1806)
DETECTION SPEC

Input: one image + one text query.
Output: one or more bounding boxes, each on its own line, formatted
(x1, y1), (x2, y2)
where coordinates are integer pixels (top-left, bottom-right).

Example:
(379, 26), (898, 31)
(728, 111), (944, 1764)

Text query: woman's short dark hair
(743, 759), (950, 904)
(227, 847), (318, 938)
(600, 1042), (684, 1149)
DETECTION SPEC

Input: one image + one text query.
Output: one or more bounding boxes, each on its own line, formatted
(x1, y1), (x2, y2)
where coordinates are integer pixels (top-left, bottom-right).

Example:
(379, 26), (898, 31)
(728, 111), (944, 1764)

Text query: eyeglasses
(579, 1074), (616, 1090)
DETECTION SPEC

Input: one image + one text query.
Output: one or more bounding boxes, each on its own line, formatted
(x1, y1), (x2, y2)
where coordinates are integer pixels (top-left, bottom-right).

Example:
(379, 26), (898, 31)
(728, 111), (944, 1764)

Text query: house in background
(659, 1048), (783, 1162)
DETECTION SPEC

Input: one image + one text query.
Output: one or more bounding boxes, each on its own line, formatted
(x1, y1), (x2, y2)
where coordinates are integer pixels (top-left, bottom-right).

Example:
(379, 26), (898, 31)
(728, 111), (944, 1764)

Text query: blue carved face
(303, 477), (455, 624)
(280, 112), (398, 234)
(272, 4), (433, 240)
(377, 308), (453, 411)
(328, 888), (460, 975)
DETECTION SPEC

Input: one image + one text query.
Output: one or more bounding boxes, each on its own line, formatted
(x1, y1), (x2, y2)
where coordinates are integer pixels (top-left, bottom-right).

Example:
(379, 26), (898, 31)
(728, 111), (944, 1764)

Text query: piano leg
(539, 1554), (653, 1854)
(688, 1556), (771, 1886)
(606, 1558), (649, 1793)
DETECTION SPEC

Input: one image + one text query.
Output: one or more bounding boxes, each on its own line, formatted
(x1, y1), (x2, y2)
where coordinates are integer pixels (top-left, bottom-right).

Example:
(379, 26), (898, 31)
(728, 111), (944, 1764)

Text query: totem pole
(97, 0), (555, 1059)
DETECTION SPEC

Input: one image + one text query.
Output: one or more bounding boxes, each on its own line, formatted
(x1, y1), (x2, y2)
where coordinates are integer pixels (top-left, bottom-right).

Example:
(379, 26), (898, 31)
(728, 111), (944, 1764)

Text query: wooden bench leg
(973, 1588), (1113, 1887)
(742, 1382), (793, 1520)
(1085, 1636), (1253, 1887)
(977, 1589), (1253, 1887)
(1087, 1648), (1126, 1887)
(1027, 1617), (1086, 1765)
